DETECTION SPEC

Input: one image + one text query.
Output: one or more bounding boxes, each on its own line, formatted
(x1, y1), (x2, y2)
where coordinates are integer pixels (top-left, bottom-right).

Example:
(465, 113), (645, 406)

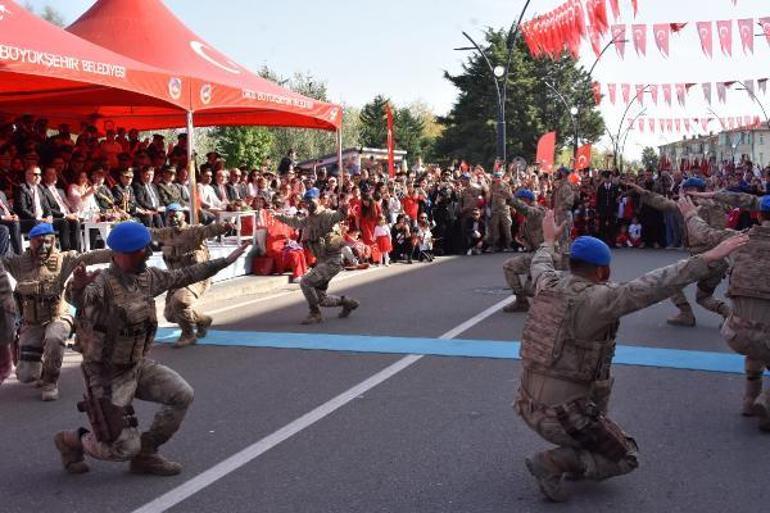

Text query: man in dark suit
(133, 166), (164, 228)
(462, 207), (486, 255)
(0, 188), (22, 254)
(40, 167), (80, 251)
(157, 166), (185, 207)
(112, 168), (139, 217)
(226, 168), (247, 201)
(596, 171), (620, 244)
(15, 165), (46, 238)
(212, 169), (229, 205)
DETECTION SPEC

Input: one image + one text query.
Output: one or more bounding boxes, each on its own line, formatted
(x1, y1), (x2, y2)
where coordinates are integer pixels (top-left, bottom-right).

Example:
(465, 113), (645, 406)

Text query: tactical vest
(490, 183), (511, 213)
(520, 280), (619, 384)
(162, 233), (209, 270)
(728, 224), (770, 301)
(13, 252), (63, 325)
(519, 209), (545, 251)
(81, 272), (157, 367)
(303, 212), (344, 259)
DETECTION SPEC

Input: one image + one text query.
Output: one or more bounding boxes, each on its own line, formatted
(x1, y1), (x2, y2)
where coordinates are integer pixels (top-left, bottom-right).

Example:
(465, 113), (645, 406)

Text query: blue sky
(24, 0), (770, 159)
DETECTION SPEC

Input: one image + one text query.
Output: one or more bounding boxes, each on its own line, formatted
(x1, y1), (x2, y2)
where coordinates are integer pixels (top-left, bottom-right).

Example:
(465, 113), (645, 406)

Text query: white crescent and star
(190, 41), (241, 75)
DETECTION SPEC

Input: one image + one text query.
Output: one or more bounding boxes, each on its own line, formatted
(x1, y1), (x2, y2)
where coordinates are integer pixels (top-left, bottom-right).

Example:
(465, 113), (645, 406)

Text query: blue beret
(570, 236), (612, 266)
(681, 177), (706, 190)
(166, 203), (182, 212)
(515, 189), (535, 202)
(303, 188), (320, 200)
(29, 223), (54, 238)
(760, 196), (770, 212)
(558, 166), (570, 175)
(107, 221), (151, 253)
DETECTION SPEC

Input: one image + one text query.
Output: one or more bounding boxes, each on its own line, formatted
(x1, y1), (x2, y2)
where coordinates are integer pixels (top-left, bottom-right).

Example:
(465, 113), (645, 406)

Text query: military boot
(339, 297), (360, 319)
(301, 309), (323, 325)
(525, 453), (569, 502)
(173, 329), (197, 349)
(130, 434), (182, 476)
(742, 377), (763, 416)
(503, 297), (529, 313)
(666, 309), (696, 327)
(41, 382), (59, 401)
(54, 429), (89, 474)
(196, 315), (213, 339)
(752, 394), (770, 432)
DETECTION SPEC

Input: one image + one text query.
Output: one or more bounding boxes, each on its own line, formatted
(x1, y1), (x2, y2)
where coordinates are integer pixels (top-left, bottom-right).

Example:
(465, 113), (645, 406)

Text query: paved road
(1, 249), (767, 513)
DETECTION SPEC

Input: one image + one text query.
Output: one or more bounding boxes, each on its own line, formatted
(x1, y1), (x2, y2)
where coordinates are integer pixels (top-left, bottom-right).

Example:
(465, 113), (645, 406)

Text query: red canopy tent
(0, 0), (189, 126)
(66, 0), (342, 132)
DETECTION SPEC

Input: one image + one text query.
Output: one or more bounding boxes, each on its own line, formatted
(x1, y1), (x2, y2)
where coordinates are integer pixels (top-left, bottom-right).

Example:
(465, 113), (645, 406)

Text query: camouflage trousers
(722, 314), (770, 408)
(15, 319), (71, 386)
(486, 212), (512, 250)
(301, 257), (345, 311)
(670, 263), (730, 317)
(164, 280), (209, 335)
(515, 390), (639, 481)
(80, 359), (194, 462)
(503, 253), (534, 297)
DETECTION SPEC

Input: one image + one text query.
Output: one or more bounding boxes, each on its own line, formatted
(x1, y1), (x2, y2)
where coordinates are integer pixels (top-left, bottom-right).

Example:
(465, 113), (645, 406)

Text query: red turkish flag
(675, 83), (687, 106)
(745, 79), (755, 98)
(638, 118), (645, 132)
(670, 23), (688, 33)
(675, 118), (681, 132)
(663, 84), (672, 105)
(684, 119), (691, 132)
(650, 84), (658, 105)
(576, 144), (592, 170)
(609, 0), (620, 19)
(632, 24), (647, 56)
(702, 118), (711, 132)
(738, 18), (754, 54)
(592, 81), (602, 104)
(574, 0), (586, 37)
(659, 119), (665, 132)
(611, 25), (626, 58)
(589, 25), (602, 57)
(666, 119), (674, 132)
(759, 18), (770, 48)
(631, 0), (638, 17)
(635, 84), (646, 105)
(594, 0), (609, 34)
(717, 82), (727, 103)
(653, 23), (670, 57)
(697, 21), (713, 58)
(536, 131), (557, 173)
(702, 82), (712, 104)
(622, 83), (631, 103)
(716, 20), (733, 56)
(649, 118), (655, 133)
(759, 78), (768, 95)
(607, 83), (617, 105)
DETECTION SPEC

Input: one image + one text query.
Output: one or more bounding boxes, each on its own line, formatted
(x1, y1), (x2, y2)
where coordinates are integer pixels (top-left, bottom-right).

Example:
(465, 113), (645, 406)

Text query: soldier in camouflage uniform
(625, 178), (731, 327)
(517, 210), (746, 502)
(273, 188), (359, 325)
(53, 222), (249, 476)
(4, 223), (111, 401)
(485, 172), (514, 252)
(151, 203), (232, 348)
(502, 189), (545, 313)
(0, 260), (17, 386)
(551, 168), (576, 267)
(458, 173), (485, 221)
(682, 192), (770, 429)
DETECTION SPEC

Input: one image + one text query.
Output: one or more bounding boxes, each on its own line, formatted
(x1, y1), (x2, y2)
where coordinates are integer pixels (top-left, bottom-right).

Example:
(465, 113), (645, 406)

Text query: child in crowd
(373, 216), (392, 266)
(628, 216), (643, 248)
(391, 214), (413, 263)
(615, 224), (631, 248)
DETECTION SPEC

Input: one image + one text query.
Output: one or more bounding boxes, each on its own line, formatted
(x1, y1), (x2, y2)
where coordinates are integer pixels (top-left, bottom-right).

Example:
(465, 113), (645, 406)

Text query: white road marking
(130, 294), (512, 513)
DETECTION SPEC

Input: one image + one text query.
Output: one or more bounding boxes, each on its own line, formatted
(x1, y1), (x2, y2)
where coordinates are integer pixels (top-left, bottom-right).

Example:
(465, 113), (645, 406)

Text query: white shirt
(29, 183), (43, 220)
(629, 223), (642, 240)
(198, 183), (226, 210)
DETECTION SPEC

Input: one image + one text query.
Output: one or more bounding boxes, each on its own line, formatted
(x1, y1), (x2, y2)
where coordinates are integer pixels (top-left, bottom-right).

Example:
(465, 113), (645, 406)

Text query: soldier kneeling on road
(516, 209), (746, 502)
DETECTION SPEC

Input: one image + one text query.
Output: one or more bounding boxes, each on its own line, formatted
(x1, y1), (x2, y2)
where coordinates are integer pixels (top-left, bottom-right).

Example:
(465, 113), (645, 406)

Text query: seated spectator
(133, 166), (164, 228)
(38, 166), (80, 251)
(227, 168), (247, 201)
(157, 165), (186, 209)
(112, 168), (139, 218)
(67, 170), (100, 222)
(413, 213), (435, 262)
(342, 224), (371, 267)
(0, 183), (21, 254)
(198, 169), (226, 214)
(615, 224), (631, 248)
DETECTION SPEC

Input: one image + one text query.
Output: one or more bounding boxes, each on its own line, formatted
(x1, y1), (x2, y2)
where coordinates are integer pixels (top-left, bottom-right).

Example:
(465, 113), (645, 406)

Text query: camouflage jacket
(510, 197), (545, 251)
(552, 180), (575, 214)
(151, 223), (229, 269)
(274, 208), (346, 261)
(713, 191), (763, 211)
(488, 182), (513, 214)
(459, 185), (484, 217)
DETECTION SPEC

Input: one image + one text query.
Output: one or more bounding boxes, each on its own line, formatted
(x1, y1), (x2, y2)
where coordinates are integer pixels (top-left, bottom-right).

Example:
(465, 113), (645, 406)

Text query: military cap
(107, 222), (151, 253)
(29, 223), (55, 238)
(570, 236), (612, 266)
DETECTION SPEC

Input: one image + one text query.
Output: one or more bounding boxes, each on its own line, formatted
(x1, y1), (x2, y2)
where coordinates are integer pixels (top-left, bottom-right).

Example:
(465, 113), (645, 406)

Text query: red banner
(717, 20), (733, 56)
(536, 131), (557, 173)
(632, 24), (647, 55)
(663, 84), (672, 105)
(697, 21), (713, 58)
(650, 84), (658, 105)
(738, 18), (754, 54)
(385, 103), (395, 178)
(576, 144), (592, 170)
(611, 24), (626, 58)
(653, 23), (670, 56)
(622, 83), (631, 103)
(635, 84), (646, 105)
(607, 83), (617, 105)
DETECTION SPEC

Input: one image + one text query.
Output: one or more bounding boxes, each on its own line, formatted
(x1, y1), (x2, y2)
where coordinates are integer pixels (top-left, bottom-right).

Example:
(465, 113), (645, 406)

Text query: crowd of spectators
(1, 114), (768, 270)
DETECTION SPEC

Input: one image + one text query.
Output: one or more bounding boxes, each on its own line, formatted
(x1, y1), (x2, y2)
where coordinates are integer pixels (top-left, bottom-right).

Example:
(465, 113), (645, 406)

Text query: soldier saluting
(54, 221), (249, 476)
(517, 209), (746, 502)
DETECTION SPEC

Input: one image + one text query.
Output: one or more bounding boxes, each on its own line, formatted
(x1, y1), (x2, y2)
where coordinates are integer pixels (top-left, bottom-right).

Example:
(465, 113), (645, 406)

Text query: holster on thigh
(555, 398), (638, 463)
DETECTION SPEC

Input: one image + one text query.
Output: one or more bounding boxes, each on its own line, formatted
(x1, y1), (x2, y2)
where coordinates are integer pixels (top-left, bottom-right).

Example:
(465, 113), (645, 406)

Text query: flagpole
(186, 110), (199, 225)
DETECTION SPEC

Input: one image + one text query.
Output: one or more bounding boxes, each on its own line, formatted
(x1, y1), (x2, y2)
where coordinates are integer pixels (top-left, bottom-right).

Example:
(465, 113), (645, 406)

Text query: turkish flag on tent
(716, 20), (733, 56)
(536, 132), (557, 173)
(68, 0), (342, 130)
(576, 144), (592, 170)
(653, 24), (670, 57)
(611, 25), (626, 58)
(607, 83), (617, 105)
(632, 24), (647, 56)
(663, 84), (672, 105)
(386, 103), (395, 177)
(738, 18), (754, 54)
(697, 21), (714, 58)
(622, 83), (631, 103)
(0, 0), (185, 127)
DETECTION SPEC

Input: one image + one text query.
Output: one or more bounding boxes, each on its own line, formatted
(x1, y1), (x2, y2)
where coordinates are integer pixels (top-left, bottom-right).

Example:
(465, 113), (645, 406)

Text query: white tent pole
(186, 110), (199, 224)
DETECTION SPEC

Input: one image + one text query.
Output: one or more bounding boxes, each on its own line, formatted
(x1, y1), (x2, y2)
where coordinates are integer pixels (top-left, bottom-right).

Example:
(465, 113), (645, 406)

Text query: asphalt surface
(1, 249), (767, 513)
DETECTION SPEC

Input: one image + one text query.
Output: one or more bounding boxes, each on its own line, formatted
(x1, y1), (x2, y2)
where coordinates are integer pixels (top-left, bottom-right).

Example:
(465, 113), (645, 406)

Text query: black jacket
(596, 183), (620, 216)
(133, 181), (161, 211)
(14, 182), (45, 220)
(112, 184), (138, 214)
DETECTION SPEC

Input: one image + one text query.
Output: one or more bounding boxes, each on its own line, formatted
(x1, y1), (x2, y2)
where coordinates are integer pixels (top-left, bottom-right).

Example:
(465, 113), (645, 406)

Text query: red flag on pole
(536, 131), (557, 173)
(576, 144), (592, 170)
(385, 103), (395, 178)
(738, 18), (754, 54)
(697, 21), (713, 58)
(716, 20), (733, 56)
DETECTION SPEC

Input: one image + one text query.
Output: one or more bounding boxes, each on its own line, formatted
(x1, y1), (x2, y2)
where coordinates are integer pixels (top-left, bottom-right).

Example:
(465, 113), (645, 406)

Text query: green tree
(641, 146), (659, 171)
(358, 96), (435, 159)
(213, 126), (273, 168)
(358, 95), (390, 148)
(436, 29), (605, 167)
(395, 107), (425, 159)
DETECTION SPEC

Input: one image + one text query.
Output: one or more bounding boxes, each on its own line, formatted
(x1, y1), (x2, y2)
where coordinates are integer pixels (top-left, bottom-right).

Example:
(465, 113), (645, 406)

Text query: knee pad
(16, 360), (42, 383)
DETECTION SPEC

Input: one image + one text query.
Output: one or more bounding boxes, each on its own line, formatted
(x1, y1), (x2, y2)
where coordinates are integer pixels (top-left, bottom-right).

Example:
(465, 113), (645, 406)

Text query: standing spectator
(596, 171), (619, 243)
(639, 169), (665, 248)
(401, 185), (423, 221)
(628, 216), (643, 247)
(373, 216), (392, 266)
(665, 171), (684, 249)
(278, 149), (296, 175)
(390, 214), (413, 263)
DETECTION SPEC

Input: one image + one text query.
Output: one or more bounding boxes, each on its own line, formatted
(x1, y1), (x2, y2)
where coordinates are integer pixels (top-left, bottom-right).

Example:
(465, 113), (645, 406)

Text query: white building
(658, 124), (770, 170)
